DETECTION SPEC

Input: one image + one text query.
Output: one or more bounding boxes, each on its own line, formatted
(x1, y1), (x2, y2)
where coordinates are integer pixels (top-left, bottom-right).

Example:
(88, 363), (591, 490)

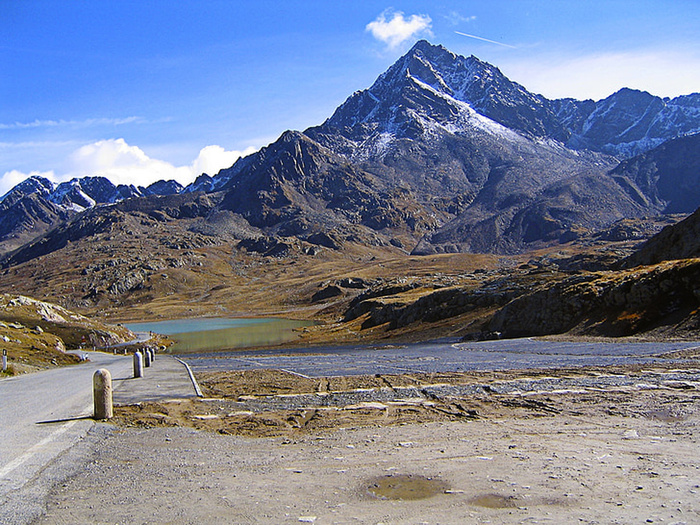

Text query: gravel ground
(28, 365), (700, 525)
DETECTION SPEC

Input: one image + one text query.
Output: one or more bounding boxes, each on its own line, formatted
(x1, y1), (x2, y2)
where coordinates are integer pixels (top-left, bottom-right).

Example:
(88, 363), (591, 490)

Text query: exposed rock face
(622, 206), (700, 267)
(556, 89), (700, 157)
(305, 41), (699, 254)
(218, 131), (385, 229)
(0, 176), (142, 255)
(142, 179), (184, 196)
(308, 41), (700, 159)
(48, 176), (138, 209)
(312, 285), (343, 303)
(0, 192), (72, 253)
(2, 208), (123, 267)
(609, 133), (700, 214)
(0, 293), (135, 348)
(238, 236), (291, 257)
(488, 260), (700, 337)
(411, 165), (650, 254)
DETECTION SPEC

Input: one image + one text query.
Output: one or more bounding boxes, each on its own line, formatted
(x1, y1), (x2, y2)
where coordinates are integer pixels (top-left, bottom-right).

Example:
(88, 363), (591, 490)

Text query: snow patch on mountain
(408, 74), (525, 143)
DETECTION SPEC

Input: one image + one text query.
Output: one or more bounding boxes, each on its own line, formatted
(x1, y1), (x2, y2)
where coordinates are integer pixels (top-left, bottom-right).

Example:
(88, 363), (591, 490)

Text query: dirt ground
(33, 360), (700, 524)
(109, 362), (700, 438)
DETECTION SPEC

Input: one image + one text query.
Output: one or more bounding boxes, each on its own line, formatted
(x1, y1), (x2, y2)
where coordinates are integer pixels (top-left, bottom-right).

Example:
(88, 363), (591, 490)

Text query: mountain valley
(1, 40), (699, 352)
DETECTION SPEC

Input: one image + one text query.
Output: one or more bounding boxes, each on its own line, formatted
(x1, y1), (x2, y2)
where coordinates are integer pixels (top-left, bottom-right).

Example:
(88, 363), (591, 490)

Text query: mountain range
(2, 40), (699, 260)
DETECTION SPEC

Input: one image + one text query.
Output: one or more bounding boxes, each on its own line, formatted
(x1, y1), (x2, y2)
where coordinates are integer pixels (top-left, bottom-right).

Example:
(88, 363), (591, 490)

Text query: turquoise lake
(125, 317), (315, 354)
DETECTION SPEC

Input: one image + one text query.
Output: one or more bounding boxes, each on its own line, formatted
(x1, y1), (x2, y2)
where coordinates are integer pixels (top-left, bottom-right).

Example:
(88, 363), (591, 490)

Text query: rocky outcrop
(341, 269), (555, 333)
(622, 206), (700, 267)
(0, 294), (135, 348)
(238, 236), (291, 257)
(311, 285), (343, 303)
(488, 260), (700, 337)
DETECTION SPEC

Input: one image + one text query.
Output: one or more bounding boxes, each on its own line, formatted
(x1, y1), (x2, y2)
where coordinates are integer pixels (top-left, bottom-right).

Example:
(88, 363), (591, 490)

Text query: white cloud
(1, 138), (256, 197)
(444, 11), (476, 26)
(502, 48), (700, 100)
(366, 10), (432, 49)
(67, 139), (188, 187)
(0, 117), (144, 130)
(191, 144), (257, 177)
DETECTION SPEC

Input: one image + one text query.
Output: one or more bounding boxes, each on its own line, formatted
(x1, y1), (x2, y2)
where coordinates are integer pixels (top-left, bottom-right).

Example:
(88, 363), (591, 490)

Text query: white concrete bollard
(144, 349), (151, 367)
(133, 351), (144, 378)
(93, 368), (113, 420)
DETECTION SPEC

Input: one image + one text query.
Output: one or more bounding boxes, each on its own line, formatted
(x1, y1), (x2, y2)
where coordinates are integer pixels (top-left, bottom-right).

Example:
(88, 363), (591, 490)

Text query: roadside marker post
(133, 351), (144, 378)
(93, 368), (113, 420)
(2, 349), (6, 372)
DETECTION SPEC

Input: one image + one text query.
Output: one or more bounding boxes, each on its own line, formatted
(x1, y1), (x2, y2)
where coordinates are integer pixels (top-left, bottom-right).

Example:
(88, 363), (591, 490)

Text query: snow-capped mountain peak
(0, 175), (55, 204)
(309, 40), (700, 161)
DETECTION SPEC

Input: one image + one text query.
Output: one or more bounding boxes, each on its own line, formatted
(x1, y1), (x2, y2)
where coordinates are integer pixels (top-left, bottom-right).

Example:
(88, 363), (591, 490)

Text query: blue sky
(2, 0), (699, 195)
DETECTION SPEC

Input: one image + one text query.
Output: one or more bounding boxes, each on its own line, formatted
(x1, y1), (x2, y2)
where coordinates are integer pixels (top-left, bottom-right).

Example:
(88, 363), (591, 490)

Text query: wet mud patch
(644, 408), (686, 422)
(365, 474), (448, 501)
(469, 493), (519, 508)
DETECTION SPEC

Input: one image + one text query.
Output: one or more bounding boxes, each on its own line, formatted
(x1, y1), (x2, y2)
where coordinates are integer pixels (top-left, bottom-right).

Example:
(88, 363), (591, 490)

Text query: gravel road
(180, 338), (700, 376)
(34, 389), (700, 524)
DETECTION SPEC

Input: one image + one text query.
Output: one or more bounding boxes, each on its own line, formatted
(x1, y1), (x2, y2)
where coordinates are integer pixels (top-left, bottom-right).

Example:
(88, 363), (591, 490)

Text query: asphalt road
(0, 353), (132, 498)
(181, 338), (700, 376)
(0, 350), (200, 524)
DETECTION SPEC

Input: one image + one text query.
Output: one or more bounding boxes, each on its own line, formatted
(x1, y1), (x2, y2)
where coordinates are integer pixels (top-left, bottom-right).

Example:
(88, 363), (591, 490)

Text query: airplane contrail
(455, 31), (516, 49)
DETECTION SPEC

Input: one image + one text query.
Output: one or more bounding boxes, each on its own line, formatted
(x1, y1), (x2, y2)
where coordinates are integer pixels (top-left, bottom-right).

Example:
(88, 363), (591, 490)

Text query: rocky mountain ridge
(0, 175), (185, 253)
(1, 40), (698, 262)
(621, 205), (700, 267)
(1, 175), (184, 210)
(307, 41), (700, 159)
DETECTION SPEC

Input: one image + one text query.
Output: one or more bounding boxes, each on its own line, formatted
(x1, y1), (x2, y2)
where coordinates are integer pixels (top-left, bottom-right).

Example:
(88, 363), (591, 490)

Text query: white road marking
(0, 402), (92, 482)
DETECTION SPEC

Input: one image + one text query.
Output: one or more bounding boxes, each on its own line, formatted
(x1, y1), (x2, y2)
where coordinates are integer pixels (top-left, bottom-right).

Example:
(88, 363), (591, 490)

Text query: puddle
(366, 474), (448, 500)
(645, 409), (685, 422)
(469, 493), (518, 508)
